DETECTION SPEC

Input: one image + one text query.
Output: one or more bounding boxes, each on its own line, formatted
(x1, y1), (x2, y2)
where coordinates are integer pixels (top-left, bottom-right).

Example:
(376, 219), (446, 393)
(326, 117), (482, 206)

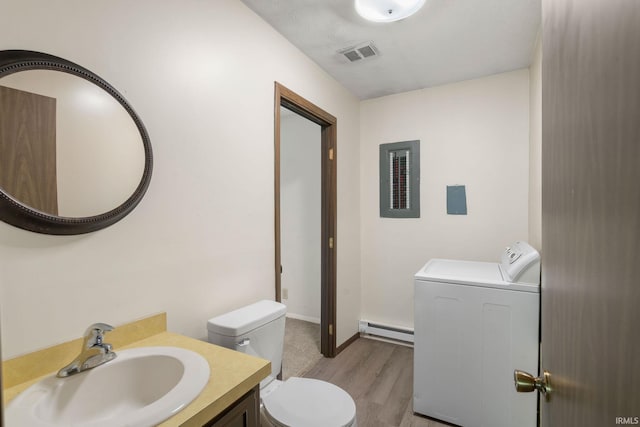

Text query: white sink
(6, 346), (210, 427)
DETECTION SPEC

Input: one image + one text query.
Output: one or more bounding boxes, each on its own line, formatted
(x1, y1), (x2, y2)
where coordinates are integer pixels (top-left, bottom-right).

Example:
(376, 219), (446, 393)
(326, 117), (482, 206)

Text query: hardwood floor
(303, 338), (452, 427)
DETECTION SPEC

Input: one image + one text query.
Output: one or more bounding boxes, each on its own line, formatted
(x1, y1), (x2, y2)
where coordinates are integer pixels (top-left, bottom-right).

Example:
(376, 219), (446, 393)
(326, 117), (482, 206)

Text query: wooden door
(0, 85), (58, 214)
(540, 0), (640, 425)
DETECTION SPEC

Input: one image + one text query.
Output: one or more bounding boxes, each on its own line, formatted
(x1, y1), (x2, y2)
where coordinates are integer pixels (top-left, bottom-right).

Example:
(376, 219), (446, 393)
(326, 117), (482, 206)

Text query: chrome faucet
(57, 323), (117, 378)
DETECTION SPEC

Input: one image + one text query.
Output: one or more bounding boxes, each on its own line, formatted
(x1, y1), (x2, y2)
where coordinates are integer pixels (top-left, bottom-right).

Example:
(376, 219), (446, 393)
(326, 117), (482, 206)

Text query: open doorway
(279, 105), (323, 378)
(274, 82), (337, 360)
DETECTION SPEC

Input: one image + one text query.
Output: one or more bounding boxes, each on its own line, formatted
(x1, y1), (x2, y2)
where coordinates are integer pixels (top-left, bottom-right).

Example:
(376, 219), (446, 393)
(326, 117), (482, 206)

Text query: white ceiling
(240, 0), (541, 100)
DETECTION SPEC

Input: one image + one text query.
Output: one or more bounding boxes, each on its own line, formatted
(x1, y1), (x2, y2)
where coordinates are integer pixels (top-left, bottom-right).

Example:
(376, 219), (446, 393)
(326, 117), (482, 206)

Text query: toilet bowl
(207, 300), (357, 427)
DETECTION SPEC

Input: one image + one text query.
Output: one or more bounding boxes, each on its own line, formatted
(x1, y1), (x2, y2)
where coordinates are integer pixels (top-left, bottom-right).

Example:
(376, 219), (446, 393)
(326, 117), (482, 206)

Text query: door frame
(274, 82), (337, 358)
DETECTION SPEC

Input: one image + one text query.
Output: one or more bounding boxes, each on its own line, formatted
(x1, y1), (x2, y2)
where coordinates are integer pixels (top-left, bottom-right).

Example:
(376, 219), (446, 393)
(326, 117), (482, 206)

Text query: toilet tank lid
(207, 300), (287, 337)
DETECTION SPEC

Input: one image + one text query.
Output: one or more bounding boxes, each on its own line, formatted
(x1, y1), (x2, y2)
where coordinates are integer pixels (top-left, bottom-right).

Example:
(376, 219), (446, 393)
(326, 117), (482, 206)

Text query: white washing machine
(413, 241), (540, 427)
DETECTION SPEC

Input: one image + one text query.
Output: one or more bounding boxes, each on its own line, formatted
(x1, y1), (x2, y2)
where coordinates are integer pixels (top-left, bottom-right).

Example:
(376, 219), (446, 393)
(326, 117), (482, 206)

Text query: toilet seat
(262, 377), (356, 427)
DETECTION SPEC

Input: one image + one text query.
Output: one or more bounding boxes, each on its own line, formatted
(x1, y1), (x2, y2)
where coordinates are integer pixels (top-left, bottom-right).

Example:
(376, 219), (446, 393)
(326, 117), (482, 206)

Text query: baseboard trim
(286, 313), (321, 324)
(336, 332), (360, 355)
(360, 334), (414, 348)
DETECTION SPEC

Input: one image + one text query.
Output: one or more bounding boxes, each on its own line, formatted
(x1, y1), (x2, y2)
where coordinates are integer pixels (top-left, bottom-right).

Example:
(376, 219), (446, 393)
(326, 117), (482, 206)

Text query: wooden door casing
(274, 82), (338, 357)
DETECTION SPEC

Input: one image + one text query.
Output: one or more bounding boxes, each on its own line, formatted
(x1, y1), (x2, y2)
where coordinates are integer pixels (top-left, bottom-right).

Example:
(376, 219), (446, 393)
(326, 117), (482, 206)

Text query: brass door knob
(514, 370), (552, 397)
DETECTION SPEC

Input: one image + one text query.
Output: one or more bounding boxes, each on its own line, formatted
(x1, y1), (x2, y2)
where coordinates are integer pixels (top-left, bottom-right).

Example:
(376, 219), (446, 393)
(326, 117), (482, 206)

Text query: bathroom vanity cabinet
(204, 386), (259, 427)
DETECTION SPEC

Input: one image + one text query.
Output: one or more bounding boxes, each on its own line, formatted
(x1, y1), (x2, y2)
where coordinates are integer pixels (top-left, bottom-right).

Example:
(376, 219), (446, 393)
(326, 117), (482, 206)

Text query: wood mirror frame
(0, 50), (153, 235)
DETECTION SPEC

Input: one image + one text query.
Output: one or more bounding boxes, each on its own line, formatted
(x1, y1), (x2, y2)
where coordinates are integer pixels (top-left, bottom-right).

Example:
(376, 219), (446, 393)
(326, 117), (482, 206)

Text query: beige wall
(528, 33), (543, 251)
(0, 0), (361, 358)
(359, 70), (530, 328)
(0, 0), (537, 358)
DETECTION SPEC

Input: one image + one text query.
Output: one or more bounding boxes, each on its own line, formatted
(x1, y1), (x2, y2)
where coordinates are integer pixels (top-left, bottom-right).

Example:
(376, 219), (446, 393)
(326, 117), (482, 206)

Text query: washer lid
(415, 259), (539, 292)
(416, 259), (503, 283)
(262, 377), (356, 427)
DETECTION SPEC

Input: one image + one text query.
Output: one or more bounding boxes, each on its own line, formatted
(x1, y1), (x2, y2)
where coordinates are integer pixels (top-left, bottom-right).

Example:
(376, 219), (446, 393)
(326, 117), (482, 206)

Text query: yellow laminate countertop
(2, 314), (271, 426)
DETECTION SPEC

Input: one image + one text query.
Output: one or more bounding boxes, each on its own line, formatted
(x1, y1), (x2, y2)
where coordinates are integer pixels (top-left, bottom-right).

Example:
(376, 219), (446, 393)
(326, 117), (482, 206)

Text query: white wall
(0, 0), (361, 358)
(280, 110), (321, 323)
(360, 70), (530, 328)
(528, 33), (543, 251)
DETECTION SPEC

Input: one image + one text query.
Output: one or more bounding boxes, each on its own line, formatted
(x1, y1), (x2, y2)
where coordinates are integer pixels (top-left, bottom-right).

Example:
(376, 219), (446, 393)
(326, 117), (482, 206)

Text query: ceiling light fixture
(355, 0), (426, 23)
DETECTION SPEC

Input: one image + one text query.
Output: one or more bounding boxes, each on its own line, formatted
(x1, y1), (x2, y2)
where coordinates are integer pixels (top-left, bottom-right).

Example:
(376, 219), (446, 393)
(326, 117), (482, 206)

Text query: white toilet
(207, 300), (357, 427)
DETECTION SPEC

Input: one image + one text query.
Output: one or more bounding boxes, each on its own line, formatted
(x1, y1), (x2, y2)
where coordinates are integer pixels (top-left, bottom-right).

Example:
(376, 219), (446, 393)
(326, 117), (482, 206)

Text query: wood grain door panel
(0, 85), (58, 215)
(541, 0), (640, 425)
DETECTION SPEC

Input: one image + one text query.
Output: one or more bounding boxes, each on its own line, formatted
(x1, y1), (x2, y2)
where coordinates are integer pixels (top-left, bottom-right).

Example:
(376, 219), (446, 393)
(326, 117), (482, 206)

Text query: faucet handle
(83, 323), (114, 347)
(84, 322), (114, 336)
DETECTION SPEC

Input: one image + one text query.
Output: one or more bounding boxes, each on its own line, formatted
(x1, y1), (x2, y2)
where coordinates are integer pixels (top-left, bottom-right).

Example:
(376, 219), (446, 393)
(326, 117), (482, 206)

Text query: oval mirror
(0, 50), (152, 234)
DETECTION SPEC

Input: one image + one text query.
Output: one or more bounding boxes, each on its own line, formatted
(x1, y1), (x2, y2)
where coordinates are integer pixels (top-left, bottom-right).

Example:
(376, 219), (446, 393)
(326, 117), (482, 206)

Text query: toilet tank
(207, 300), (287, 380)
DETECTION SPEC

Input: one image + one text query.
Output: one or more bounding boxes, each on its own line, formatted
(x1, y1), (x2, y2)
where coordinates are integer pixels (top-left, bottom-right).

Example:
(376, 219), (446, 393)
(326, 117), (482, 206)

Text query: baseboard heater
(358, 320), (414, 345)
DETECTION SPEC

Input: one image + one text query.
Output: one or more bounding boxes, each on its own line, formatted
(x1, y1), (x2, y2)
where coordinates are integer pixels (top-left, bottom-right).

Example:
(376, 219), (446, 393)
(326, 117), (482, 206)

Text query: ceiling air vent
(339, 42), (379, 62)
